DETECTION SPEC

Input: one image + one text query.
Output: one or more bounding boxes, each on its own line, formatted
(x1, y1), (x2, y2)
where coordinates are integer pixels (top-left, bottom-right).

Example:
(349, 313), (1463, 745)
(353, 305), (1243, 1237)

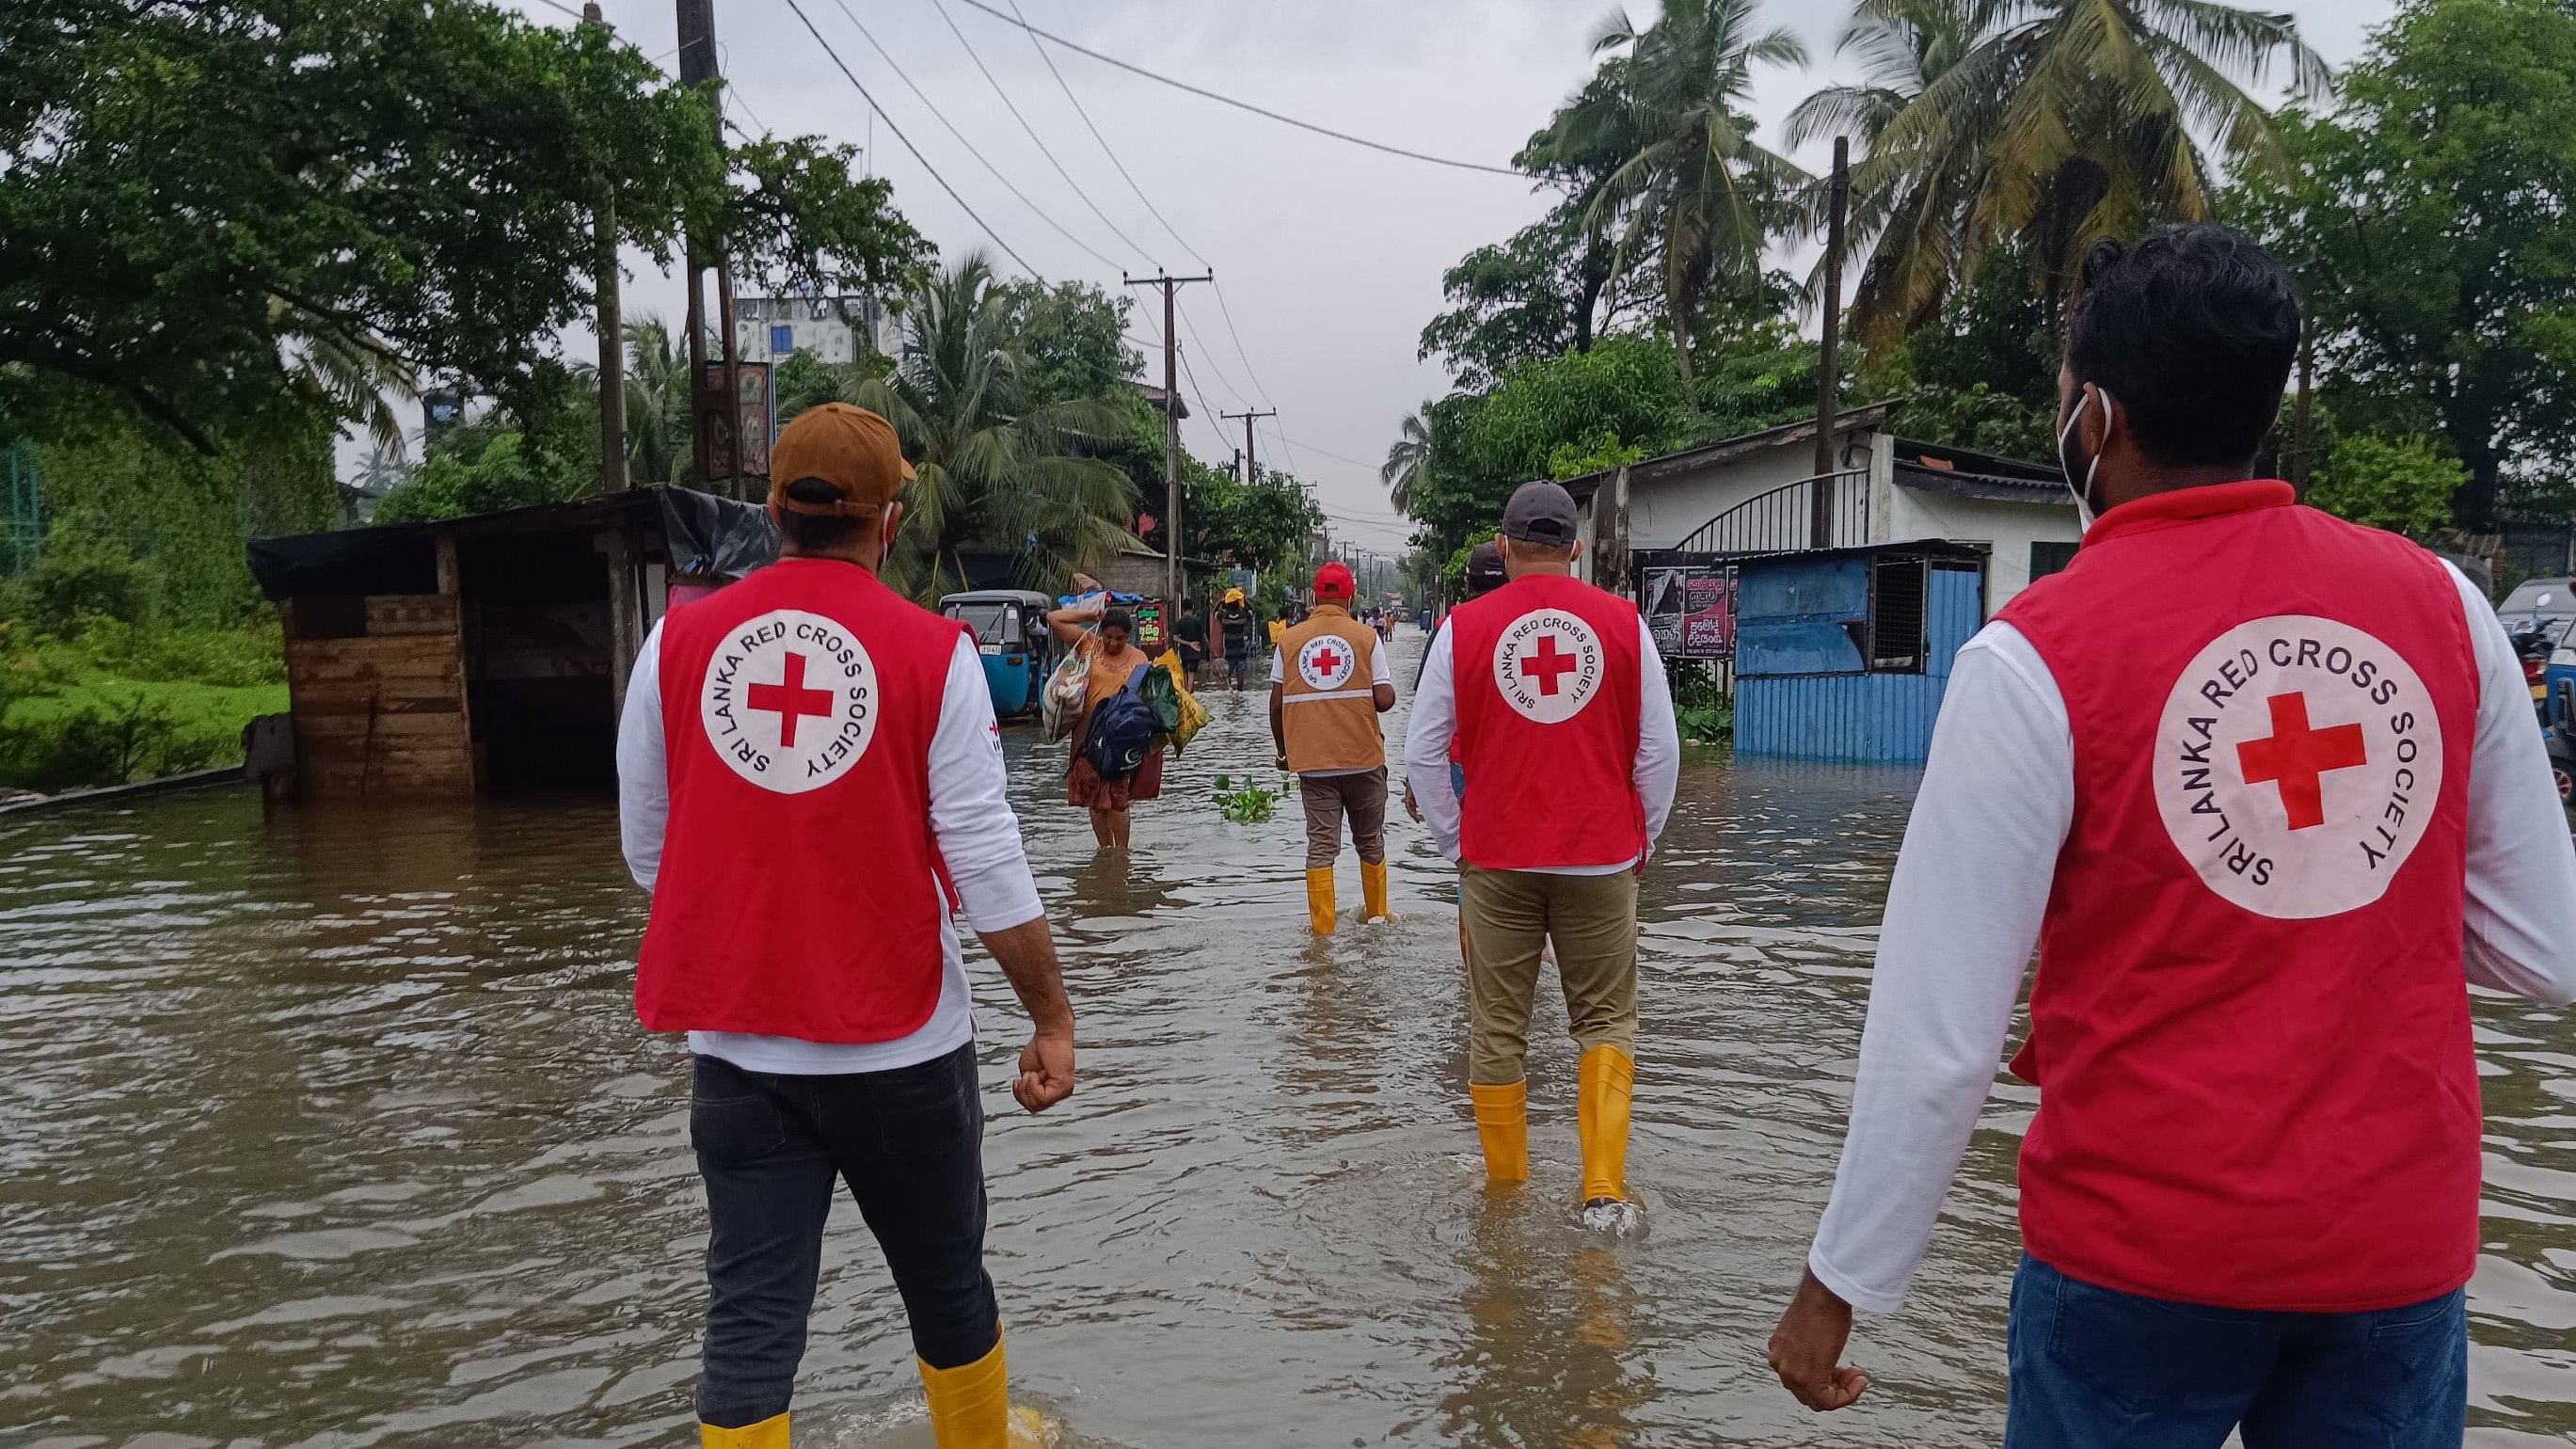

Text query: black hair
(774, 478), (871, 551)
(1101, 607), (1134, 636)
(2064, 224), (2300, 470)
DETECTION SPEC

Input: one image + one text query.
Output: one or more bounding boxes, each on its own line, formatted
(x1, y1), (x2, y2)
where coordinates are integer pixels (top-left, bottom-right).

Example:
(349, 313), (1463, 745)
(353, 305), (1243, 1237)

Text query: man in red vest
(1405, 482), (1679, 1230)
(617, 404), (1076, 1449)
(1767, 226), (2576, 1443)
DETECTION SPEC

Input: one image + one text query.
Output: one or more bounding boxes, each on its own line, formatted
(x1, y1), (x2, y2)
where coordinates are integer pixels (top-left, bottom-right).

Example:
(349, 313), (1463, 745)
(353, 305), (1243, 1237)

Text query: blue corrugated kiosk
(1731, 540), (1988, 764)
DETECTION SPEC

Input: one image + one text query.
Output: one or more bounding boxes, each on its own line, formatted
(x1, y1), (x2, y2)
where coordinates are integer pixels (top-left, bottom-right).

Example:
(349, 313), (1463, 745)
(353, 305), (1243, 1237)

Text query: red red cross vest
(1449, 573), (1646, 870)
(1996, 480), (2480, 1312)
(635, 557), (966, 1043)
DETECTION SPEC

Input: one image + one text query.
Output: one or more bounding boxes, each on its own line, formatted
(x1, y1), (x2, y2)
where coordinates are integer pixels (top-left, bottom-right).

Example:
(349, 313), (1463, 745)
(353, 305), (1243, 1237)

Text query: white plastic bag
(1042, 638), (1092, 743)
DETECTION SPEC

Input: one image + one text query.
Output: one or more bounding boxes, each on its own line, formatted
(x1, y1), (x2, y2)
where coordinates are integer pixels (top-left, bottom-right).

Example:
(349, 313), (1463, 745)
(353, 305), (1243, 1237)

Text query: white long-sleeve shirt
(617, 620), (1045, 1075)
(1808, 564), (2576, 1313)
(1404, 613), (1681, 870)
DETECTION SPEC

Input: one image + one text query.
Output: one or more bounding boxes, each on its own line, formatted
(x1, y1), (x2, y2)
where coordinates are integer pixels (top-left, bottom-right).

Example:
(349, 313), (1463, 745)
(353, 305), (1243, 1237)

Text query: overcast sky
(511, 0), (2396, 553)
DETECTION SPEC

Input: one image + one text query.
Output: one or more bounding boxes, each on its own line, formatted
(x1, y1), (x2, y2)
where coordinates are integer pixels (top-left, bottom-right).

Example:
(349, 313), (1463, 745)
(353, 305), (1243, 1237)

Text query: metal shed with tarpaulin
(246, 486), (775, 800)
(1730, 539), (1989, 764)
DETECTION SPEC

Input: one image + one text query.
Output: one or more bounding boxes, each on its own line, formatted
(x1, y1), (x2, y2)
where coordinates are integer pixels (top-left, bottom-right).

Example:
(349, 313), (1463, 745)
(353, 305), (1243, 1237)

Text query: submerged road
(3, 629), (2572, 1446)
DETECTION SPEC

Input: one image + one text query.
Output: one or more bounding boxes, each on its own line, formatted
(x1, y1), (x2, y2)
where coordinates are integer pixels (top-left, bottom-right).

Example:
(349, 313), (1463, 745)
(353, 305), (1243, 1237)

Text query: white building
(1564, 404), (2081, 614)
(731, 294), (899, 367)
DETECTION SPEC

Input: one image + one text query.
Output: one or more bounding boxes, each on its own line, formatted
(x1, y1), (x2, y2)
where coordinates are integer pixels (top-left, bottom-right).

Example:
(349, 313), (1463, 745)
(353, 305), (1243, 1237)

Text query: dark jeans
(690, 1044), (998, 1428)
(2006, 1254), (2467, 1449)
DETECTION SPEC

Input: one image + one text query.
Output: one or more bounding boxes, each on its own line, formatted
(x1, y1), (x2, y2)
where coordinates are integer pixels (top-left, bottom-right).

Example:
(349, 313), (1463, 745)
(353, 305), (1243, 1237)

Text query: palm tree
(1381, 404), (1439, 517)
(1800, 0), (2330, 350)
(1524, 0), (1808, 378)
(274, 297), (416, 457)
(620, 317), (693, 486)
(846, 253), (1137, 600)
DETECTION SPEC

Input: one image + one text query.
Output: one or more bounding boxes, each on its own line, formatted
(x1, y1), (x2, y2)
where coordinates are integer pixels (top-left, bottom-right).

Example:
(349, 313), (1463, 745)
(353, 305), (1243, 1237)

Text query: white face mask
(2058, 387), (2112, 530)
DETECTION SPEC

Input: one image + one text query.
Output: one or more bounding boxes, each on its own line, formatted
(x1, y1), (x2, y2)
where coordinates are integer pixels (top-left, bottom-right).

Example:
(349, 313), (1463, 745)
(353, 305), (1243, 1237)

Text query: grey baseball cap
(1501, 480), (1580, 547)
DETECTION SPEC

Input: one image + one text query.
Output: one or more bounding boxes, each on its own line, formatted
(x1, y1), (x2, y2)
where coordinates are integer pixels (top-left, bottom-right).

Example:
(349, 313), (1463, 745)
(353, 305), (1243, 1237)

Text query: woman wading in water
(1048, 603), (1162, 850)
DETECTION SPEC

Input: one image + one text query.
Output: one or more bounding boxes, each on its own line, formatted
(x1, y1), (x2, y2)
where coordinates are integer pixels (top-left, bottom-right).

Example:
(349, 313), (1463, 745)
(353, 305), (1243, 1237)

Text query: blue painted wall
(1736, 564), (1981, 763)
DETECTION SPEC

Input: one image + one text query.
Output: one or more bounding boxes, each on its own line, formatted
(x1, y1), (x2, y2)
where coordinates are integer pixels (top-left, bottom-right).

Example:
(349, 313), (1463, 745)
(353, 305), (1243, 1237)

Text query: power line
(921, 0), (1159, 270)
(955, 0), (1526, 178)
(780, 0), (1046, 280)
(1210, 282), (1296, 472)
(1000, 0), (1204, 269)
(821, 0), (1121, 274)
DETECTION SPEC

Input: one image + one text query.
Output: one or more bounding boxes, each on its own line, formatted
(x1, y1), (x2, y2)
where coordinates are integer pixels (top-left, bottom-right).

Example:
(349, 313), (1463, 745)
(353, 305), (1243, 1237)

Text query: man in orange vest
(1767, 226), (2576, 1441)
(1404, 483), (1678, 1229)
(1271, 560), (1397, 932)
(618, 404), (1076, 1449)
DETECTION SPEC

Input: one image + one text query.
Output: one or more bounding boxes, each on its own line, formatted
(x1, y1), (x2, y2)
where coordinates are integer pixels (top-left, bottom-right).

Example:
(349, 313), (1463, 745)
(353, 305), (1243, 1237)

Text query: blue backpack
(1080, 666), (1155, 781)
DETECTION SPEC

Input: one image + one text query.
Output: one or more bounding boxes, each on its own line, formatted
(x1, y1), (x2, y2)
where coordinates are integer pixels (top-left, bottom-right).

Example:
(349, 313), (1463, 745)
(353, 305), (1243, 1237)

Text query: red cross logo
(1520, 635), (1579, 696)
(1312, 645), (1342, 676)
(2236, 692), (2368, 831)
(746, 651), (835, 747)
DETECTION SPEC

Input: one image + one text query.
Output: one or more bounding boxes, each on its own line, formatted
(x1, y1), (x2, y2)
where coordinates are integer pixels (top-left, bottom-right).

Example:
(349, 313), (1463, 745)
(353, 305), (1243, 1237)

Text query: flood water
(5, 629), (2574, 1448)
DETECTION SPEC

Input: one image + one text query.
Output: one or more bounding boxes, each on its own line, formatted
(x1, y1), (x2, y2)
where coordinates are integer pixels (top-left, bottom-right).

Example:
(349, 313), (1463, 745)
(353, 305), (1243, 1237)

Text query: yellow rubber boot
(1305, 867), (1337, 934)
(920, 1330), (1013, 1448)
(1360, 859), (1392, 922)
(1577, 1044), (1634, 1204)
(699, 1413), (788, 1449)
(1470, 1079), (1529, 1183)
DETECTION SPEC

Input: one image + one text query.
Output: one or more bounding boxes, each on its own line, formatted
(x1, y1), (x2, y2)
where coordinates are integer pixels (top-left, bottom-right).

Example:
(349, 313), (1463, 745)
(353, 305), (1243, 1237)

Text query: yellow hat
(769, 404), (914, 518)
(1223, 586), (1246, 604)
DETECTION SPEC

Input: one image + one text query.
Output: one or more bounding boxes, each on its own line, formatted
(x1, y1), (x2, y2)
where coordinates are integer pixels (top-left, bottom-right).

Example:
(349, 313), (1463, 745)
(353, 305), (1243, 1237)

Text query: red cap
(1313, 561), (1356, 600)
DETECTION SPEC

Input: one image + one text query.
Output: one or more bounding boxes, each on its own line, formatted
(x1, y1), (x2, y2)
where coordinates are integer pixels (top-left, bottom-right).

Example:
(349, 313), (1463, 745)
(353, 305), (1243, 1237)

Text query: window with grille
(1868, 556), (1927, 673)
(2031, 540), (2078, 581)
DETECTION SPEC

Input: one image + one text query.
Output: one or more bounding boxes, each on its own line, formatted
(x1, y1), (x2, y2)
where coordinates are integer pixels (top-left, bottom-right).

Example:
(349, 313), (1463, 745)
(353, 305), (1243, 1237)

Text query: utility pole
(1221, 407), (1276, 485)
(1810, 135), (1851, 549)
(676, 0), (741, 496)
(586, 1), (627, 495)
(1125, 271), (1213, 601)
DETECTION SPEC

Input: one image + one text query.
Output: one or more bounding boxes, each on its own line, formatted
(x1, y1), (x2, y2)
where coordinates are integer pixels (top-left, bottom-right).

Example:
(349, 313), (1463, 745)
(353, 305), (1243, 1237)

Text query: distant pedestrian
(1765, 224), (2576, 1442)
(1405, 484), (1678, 1224)
(1271, 562), (1397, 932)
(1047, 602), (1162, 851)
(1216, 588), (1257, 692)
(616, 403), (1075, 1449)
(1172, 599), (1208, 682)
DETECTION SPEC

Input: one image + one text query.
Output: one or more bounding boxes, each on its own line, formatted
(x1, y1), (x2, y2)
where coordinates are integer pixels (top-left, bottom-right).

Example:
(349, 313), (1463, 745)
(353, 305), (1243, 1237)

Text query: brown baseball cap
(768, 403), (914, 518)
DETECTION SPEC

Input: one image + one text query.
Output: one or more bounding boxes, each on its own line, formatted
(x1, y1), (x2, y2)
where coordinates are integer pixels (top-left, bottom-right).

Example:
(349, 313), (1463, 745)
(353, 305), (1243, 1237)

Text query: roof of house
(1889, 437), (2068, 505)
(1557, 404), (1898, 505)
(1133, 382), (1191, 421)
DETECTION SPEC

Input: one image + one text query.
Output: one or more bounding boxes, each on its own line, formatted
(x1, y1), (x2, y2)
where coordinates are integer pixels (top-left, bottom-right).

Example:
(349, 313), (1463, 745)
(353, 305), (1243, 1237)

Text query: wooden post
(1810, 135), (1851, 549)
(607, 527), (639, 718)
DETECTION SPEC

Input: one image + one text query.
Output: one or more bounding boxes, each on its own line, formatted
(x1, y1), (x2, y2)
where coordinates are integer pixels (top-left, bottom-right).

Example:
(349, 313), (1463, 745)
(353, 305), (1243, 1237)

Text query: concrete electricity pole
(676, 0), (742, 496)
(1125, 271), (1213, 601)
(1221, 407), (1276, 485)
(1810, 135), (1851, 548)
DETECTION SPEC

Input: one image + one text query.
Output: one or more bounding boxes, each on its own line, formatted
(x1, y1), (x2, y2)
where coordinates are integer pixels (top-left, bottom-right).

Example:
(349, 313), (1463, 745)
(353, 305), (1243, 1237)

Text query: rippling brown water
(3, 630), (2571, 1447)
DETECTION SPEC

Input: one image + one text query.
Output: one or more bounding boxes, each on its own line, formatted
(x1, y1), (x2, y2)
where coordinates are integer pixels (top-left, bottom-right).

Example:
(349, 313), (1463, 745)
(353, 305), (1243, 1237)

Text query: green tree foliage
(1420, 199), (1651, 390)
(375, 360), (598, 522)
(1185, 463), (1323, 581)
(2229, 0), (2576, 532)
(2304, 435), (2465, 539)
(986, 279), (1141, 409)
(1522, 0), (1807, 378)
(1, 0), (928, 454)
(847, 254), (1137, 599)
(1881, 244), (2061, 459)
(1811, 0), (2330, 348)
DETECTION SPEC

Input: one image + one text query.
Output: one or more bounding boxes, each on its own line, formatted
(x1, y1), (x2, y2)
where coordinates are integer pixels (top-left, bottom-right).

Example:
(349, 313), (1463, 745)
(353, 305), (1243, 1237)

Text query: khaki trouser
(1460, 864), (1638, 1085)
(1300, 767), (1388, 868)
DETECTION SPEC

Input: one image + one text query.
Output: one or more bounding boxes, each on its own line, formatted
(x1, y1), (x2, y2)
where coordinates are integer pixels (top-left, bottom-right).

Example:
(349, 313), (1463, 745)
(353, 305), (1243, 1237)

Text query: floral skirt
(1068, 750), (1164, 811)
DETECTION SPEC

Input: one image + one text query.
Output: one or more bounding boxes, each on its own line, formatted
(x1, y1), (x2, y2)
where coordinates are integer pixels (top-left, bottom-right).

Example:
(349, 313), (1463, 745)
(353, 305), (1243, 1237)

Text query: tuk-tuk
(940, 590), (1057, 720)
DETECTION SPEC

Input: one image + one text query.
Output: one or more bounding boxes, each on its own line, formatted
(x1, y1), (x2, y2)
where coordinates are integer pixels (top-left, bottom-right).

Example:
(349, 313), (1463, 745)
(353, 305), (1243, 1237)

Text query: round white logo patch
(1296, 632), (1359, 691)
(2153, 614), (2442, 919)
(1491, 608), (1604, 724)
(699, 609), (878, 794)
